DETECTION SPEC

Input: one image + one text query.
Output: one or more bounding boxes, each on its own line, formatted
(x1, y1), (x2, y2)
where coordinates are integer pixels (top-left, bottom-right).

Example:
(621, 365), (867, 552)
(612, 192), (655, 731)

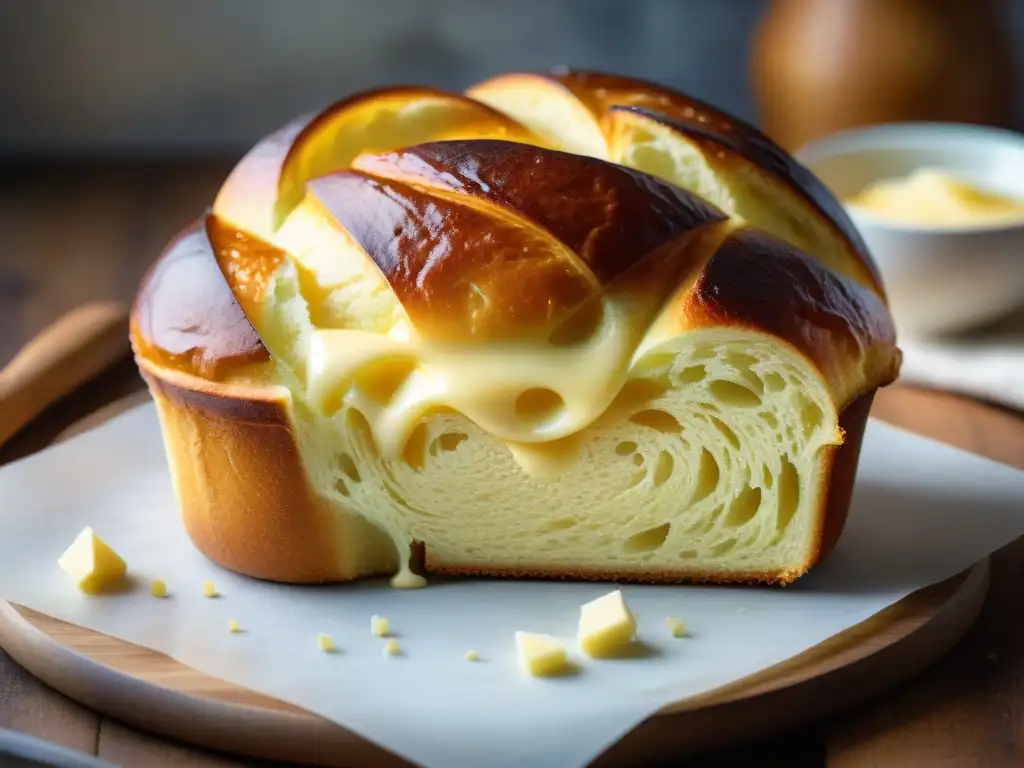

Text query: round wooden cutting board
(0, 315), (996, 767)
(0, 567), (987, 768)
(0, 567), (990, 767)
(0, 446), (990, 767)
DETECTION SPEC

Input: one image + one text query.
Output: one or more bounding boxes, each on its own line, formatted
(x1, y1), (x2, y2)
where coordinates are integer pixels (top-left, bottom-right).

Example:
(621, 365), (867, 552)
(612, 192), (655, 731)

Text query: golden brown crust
(682, 227), (898, 407)
(470, 67), (884, 296)
(275, 86), (537, 227)
(545, 69), (883, 289)
(213, 114), (310, 239)
(142, 363), (396, 583)
(424, 562), (804, 586)
(130, 218), (268, 380)
(315, 140), (725, 340)
(352, 140), (727, 284)
(814, 391), (874, 563)
(132, 69), (901, 586)
(214, 89), (536, 240)
(205, 213), (287, 322)
(307, 169), (594, 341)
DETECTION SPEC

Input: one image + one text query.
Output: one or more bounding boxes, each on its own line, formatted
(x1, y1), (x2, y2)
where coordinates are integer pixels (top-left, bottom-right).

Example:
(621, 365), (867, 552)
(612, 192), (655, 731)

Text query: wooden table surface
(1, 161), (1023, 767)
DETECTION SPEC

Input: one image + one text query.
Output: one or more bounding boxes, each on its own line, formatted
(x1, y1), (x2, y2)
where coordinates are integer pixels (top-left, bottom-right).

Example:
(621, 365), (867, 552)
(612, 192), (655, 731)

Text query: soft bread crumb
(666, 616), (687, 638)
(464, 650), (480, 661)
(383, 638), (401, 656)
(228, 618), (241, 633)
(371, 614), (390, 637)
(203, 580), (218, 598)
(150, 579), (168, 598)
(279, 323), (841, 586)
(317, 633), (336, 653)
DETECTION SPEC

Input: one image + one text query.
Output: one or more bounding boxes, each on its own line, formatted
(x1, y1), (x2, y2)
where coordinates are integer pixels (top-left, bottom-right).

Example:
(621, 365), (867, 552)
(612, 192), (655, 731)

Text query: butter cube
(383, 638), (401, 656)
(228, 618), (241, 633)
(577, 589), (637, 658)
(317, 633), (336, 653)
(514, 631), (568, 677)
(57, 527), (127, 594)
(370, 614), (389, 637)
(203, 580), (218, 598)
(464, 650), (480, 662)
(150, 579), (168, 598)
(665, 616), (687, 638)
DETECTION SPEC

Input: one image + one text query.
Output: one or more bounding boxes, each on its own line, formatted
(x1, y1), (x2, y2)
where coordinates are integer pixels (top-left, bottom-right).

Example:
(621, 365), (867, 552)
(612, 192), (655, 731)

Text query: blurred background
(2, 0), (1022, 157)
(1, 0), (768, 156)
(1, 0), (1023, 363)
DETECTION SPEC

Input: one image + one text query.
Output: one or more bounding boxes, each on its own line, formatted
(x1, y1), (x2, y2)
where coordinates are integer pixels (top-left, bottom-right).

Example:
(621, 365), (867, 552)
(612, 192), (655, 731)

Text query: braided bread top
(132, 68), (898, 416)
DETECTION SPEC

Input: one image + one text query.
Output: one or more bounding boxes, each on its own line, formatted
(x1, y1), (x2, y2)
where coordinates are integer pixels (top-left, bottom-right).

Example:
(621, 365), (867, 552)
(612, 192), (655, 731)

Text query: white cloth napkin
(897, 308), (1024, 411)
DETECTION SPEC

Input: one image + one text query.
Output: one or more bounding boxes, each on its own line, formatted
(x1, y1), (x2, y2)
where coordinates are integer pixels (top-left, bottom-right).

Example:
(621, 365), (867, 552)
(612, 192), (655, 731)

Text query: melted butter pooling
(307, 297), (639, 451)
(847, 168), (1024, 228)
(253, 202), (742, 588)
(234, 223), (848, 591)
(283, 275), (673, 588)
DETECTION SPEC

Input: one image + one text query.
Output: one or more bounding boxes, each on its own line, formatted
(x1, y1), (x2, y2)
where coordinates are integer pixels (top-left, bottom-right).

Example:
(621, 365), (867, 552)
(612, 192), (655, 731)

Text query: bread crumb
(371, 614), (389, 637)
(464, 650), (480, 661)
(228, 618), (241, 633)
(317, 633), (336, 653)
(383, 638), (401, 656)
(665, 616), (687, 638)
(149, 579), (168, 598)
(203, 580), (218, 598)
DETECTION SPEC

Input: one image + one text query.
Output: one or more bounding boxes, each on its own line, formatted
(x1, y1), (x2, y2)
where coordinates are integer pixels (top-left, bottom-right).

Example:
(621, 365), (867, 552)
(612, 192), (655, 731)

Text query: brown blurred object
(752, 0), (1016, 152)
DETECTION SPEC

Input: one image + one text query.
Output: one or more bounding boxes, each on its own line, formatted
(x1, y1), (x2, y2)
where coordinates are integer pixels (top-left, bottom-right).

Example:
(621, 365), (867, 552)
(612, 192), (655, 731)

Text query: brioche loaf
(130, 69), (900, 587)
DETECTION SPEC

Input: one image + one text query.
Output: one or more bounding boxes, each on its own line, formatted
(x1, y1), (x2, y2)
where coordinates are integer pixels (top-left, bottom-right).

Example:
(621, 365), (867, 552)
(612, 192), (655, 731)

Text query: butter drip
(307, 298), (638, 456)
(390, 570), (427, 589)
(283, 316), (839, 590)
(252, 201), (836, 590)
(300, 297), (647, 588)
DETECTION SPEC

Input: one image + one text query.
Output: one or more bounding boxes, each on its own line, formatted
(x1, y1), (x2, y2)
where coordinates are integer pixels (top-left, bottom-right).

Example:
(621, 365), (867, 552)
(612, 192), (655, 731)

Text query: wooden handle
(0, 302), (131, 449)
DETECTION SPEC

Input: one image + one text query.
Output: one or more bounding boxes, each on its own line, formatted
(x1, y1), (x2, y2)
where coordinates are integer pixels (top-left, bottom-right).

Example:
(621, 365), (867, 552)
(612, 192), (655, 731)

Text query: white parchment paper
(0, 403), (1022, 768)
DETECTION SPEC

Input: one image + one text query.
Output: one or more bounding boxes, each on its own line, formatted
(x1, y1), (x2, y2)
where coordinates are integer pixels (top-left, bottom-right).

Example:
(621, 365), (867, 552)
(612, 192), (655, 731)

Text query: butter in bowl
(795, 123), (1024, 339)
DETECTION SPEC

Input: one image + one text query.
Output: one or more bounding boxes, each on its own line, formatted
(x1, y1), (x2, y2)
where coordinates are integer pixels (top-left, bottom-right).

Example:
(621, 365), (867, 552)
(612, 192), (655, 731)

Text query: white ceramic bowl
(795, 122), (1024, 339)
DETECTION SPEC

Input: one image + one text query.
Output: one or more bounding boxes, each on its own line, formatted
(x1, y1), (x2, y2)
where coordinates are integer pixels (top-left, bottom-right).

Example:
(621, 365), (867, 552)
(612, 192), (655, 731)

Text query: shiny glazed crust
(130, 68), (901, 585)
(467, 68), (885, 295)
(310, 140), (727, 341)
(138, 362), (397, 583)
